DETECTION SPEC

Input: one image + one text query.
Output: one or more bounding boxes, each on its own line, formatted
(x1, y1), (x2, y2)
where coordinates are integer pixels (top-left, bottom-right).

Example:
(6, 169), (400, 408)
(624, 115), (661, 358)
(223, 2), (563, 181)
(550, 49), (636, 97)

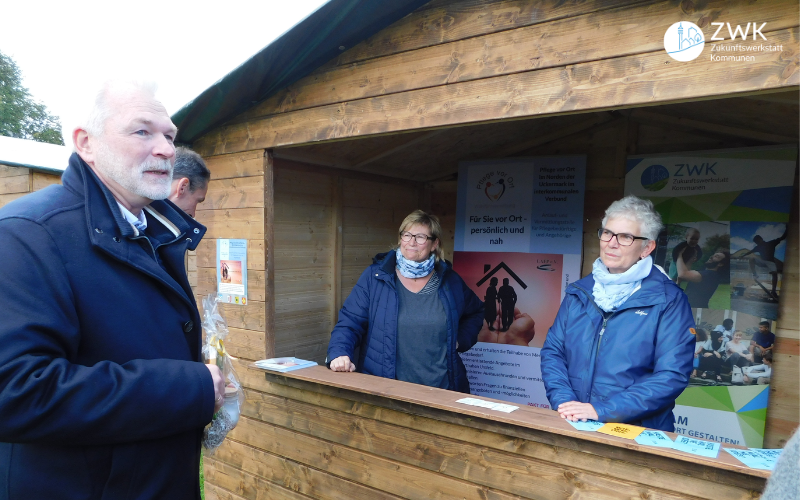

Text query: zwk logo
(710, 22), (767, 41)
(640, 164), (670, 192)
(664, 22), (705, 62)
(476, 170), (515, 202)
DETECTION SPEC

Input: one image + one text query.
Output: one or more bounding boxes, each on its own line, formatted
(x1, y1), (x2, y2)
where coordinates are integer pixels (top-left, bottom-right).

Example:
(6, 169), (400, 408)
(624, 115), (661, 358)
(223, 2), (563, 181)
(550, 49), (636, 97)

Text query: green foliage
(200, 453), (205, 499)
(0, 50), (64, 145)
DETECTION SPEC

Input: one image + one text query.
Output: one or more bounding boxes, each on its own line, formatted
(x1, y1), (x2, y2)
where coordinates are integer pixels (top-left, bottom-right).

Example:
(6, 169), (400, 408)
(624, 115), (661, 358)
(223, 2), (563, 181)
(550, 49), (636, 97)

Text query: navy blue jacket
(0, 154), (214, 500)
(327, 252), (483, 393)
(541, 266), (695, 431)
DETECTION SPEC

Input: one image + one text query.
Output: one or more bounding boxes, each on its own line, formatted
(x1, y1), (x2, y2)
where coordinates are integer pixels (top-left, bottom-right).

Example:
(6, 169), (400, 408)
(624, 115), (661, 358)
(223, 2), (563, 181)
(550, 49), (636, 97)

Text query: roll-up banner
(454, 156), (586, 408)
(625, 145), (797, 447)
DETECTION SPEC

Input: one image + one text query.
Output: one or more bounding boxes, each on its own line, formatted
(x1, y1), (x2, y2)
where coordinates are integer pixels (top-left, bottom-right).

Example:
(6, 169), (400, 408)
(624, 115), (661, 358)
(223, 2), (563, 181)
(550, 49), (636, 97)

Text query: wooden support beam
(194, 27), (800, 156)
(743, 90), (799, 105)
(331, 176), (343, 333)
(488, 112), (616, 158)
(264, 150), (275, 359)
(273, 156), (426, 188)
(271, 149), (352, 170)
(274, 147), (427, 181)
(352, 130), (445, 169)
(629, 109), (799, 144)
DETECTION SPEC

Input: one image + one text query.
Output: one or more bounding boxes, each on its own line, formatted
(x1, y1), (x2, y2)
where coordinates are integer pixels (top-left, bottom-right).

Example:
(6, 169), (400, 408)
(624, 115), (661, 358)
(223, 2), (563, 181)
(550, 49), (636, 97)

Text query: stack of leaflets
(254, 357), (317, 372)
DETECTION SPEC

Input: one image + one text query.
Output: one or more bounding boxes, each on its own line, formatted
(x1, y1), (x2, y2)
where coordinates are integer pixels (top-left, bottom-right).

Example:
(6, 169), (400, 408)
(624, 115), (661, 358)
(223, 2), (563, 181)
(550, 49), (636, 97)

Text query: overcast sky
(1, 0), (329, 145)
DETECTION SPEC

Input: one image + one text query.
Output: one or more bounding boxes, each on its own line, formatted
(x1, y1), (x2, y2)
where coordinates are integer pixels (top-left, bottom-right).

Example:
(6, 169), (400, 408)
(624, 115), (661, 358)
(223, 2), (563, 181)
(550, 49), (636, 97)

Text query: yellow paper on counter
(597, 423), (645, 440)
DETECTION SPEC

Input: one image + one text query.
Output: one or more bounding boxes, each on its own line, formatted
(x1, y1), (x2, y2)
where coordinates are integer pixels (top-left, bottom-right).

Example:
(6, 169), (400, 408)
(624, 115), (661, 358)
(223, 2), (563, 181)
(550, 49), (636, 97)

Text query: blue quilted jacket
(541, 266), (695, 431)
(327, 251), (483, 393)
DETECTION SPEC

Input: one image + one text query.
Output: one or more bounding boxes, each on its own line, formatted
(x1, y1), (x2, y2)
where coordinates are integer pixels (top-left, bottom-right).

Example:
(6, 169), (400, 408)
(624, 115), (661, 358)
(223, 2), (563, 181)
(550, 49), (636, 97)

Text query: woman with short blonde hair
(327, 210), (483, 393)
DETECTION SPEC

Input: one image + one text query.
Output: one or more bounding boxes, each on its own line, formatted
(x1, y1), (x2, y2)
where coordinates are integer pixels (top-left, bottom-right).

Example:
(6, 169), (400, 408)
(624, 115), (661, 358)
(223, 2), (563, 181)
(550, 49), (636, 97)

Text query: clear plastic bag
(200, 294), (245, 454)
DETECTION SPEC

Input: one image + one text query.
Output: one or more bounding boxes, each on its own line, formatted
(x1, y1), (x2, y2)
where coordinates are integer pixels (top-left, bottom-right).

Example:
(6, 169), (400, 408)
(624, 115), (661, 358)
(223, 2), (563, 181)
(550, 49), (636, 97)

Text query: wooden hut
(173, 1), (799, 498)
(0, 136), (67, 208)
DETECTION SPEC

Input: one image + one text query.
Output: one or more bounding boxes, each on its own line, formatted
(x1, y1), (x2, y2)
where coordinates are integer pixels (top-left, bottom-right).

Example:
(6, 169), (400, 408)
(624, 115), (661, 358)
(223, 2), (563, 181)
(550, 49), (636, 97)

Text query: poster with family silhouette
(625, 145), (796, 447)
(454, 156), (586, 407)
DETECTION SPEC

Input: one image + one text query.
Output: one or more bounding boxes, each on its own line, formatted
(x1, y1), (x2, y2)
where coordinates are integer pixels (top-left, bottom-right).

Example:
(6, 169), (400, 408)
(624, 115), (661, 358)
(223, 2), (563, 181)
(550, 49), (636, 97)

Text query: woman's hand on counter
(557, 401), (599, 422)
(330, 356), (356, 372)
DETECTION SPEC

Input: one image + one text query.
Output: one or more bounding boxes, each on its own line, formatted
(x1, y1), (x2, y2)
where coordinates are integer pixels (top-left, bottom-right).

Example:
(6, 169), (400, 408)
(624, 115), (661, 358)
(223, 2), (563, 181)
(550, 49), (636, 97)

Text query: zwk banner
(625, 145), (797, 447)
(454, 156), (586, 408)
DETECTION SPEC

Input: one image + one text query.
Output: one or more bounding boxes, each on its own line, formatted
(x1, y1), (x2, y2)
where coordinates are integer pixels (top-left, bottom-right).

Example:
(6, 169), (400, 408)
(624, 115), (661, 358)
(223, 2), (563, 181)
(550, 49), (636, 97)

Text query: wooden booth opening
(191, 91), (798, 500)
(178, 1), (799, 498)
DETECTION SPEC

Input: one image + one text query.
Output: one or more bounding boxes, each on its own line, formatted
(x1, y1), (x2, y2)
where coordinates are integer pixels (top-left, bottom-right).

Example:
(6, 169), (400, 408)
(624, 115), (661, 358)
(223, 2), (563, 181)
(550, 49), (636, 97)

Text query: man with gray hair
(0, 80), (225, 499)
(169, 146), (210, 217)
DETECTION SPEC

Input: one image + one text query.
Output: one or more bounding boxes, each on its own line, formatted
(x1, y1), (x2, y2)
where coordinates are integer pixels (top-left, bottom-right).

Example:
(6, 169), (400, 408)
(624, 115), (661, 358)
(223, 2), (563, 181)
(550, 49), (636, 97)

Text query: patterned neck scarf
(592, 256), (652, 312)
(395, 248), (435, 279)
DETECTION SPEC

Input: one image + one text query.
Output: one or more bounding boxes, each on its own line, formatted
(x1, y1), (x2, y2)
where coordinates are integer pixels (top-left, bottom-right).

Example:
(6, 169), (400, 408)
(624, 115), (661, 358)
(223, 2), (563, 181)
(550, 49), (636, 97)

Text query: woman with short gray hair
(541, 195), (695, 431)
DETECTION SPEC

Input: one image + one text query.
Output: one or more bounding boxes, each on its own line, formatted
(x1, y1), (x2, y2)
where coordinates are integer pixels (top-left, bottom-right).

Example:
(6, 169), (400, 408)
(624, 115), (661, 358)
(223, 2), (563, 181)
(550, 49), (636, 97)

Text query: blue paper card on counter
(724, 448), (775, 470)
(565, 420), (604, 431)
(672, 436), (720, 458)
(634, 430), (674, 448)
(749, 448), (782, 463)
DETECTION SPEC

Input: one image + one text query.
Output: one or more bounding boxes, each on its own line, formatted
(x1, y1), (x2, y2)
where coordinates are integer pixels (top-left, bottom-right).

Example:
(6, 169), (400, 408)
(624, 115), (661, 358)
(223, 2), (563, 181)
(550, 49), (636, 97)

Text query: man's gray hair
(81, 80), (159, 136)
(173, 147), (210, 192)
(602, 195), (664, 241)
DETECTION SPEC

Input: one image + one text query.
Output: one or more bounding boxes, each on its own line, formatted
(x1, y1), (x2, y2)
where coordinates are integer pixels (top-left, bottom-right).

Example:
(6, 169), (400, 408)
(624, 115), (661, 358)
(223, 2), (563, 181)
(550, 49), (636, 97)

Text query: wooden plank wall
(194, 151), (268, 361)
(201, 158), (427, 498)
(0, 164), (62, 209)
(269, 159), (426, 364)
(428, 117), (799, 448)
(193, 0), (799, 157)
(272, 161), (334, 362)
(203, 368), (766, 500)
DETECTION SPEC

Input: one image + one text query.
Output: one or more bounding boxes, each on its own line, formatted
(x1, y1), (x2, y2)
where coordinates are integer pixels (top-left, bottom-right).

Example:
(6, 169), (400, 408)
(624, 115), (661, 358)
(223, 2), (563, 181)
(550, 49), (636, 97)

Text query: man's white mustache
(139, 159), (172, 175)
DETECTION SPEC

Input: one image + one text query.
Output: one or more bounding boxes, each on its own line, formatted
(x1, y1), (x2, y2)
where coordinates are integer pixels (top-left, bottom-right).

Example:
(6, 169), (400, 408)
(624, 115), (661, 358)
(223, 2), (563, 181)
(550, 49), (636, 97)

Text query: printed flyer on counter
(625, 145), (796, 447)
(454, 156), (586, 408)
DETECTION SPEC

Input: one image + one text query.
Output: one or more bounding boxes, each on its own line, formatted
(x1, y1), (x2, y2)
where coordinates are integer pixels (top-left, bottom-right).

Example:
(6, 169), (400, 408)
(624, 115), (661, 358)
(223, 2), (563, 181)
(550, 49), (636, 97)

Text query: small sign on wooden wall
(216, 238), (248, 305)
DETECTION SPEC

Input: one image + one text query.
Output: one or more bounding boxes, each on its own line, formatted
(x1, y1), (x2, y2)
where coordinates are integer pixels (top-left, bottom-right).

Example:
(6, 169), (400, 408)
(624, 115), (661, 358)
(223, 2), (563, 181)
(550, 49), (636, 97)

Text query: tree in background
(0, 50), (63, 145)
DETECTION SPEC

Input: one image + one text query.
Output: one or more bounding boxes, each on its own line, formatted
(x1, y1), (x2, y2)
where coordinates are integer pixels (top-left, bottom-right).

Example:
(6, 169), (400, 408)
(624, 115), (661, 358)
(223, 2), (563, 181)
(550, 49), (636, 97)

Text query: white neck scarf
(395, 248), (435, 279)
(592, 256), (652, 312)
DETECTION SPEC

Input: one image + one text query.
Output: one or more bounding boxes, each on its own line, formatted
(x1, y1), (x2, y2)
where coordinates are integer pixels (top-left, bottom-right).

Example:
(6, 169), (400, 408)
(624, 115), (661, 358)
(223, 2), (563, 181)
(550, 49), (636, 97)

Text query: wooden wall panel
(0, 165), (29, 178)
(31, 171), (62, 191)
(201, 176), (264, 210)
(340, 181), (422, 299)
(203, 365), (766, 500)
(0, 174), (30, 195)
(195, 208), (265, 240)
(272, 165), (335, 363)
(205, 151), (265, 180)
(193, 150), (268, 371)
(765, 176), (799, 448)
(267, 160), (427, 364)
(195, 26), (798, 156)
(242, 0), (796, 121)
(0, 164), (61, 207)
(0, 192), (27, 209)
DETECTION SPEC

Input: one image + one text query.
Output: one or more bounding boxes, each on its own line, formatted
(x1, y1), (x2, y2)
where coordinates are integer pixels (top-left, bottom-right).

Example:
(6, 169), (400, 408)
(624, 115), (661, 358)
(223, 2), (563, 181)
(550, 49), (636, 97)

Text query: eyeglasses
(597, 228), (648, 246)
(400, 231), (435, 244)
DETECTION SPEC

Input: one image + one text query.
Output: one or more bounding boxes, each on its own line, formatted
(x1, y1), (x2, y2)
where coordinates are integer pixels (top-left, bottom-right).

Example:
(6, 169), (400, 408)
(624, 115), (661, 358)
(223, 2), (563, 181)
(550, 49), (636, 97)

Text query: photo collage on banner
(626, 146), (796, 447)
(454, 156), (586, 408)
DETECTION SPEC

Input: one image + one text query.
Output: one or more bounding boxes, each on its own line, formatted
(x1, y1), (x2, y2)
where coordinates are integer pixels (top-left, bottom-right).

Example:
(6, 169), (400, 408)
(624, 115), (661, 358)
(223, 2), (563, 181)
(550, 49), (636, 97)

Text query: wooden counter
(203, 364), (768, 500)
